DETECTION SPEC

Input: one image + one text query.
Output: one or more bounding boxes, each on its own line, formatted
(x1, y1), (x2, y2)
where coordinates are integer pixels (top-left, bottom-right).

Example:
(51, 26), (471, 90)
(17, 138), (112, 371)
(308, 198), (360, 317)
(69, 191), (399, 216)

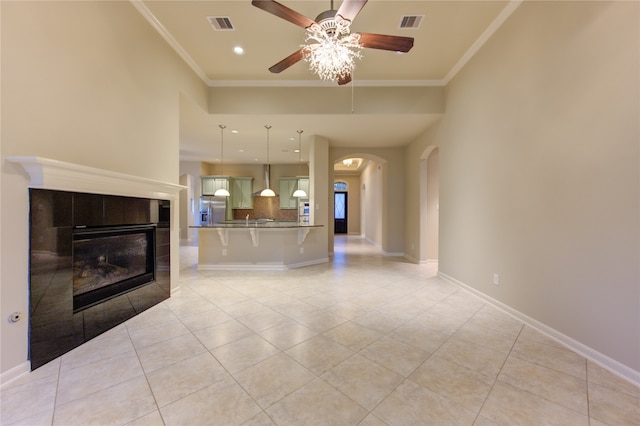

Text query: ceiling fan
(251, 0), (414, 85)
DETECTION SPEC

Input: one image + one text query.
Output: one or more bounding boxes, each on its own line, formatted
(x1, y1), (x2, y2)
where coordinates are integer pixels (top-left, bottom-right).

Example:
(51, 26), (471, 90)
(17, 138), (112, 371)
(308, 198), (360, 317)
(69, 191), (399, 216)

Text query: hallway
(1, 236), (638, 425)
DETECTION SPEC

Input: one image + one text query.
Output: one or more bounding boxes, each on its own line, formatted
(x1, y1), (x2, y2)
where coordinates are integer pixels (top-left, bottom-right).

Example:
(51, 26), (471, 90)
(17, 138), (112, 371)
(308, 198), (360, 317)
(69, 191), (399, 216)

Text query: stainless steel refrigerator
(199, 196), (227, 225)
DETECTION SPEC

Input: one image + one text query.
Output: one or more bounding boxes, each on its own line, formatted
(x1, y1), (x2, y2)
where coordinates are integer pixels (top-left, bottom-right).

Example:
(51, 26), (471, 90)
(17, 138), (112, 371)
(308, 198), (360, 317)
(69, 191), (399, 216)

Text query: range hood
(255, 164), (277, 196)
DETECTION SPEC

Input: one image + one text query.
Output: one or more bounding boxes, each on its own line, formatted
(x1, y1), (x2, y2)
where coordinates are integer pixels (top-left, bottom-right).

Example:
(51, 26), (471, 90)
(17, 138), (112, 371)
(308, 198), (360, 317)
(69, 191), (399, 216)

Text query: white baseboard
(439, 272), (640, 388)
(0, 361), (30, 388)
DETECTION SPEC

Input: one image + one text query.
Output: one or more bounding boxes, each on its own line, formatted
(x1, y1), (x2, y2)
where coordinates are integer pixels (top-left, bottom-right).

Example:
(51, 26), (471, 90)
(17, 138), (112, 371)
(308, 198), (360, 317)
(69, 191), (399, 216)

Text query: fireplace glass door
(73, 225), (156, 312)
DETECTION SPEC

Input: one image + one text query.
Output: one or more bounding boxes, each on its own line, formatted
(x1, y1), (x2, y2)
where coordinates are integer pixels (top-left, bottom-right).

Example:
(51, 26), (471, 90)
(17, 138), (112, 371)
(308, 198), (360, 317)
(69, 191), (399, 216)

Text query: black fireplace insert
(72, 224), (156, 312)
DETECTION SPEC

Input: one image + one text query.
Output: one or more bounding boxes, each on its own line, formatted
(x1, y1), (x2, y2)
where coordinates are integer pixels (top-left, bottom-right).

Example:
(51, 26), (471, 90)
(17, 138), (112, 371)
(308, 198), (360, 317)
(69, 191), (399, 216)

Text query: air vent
(207, 16), (235, 31)
(399, 15), (423, 29)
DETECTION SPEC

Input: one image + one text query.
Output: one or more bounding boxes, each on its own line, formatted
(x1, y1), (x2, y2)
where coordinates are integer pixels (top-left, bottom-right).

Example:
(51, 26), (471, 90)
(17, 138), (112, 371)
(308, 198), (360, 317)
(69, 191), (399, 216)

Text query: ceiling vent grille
(207, 16), (235, 31)
(399, 15), (424, 29)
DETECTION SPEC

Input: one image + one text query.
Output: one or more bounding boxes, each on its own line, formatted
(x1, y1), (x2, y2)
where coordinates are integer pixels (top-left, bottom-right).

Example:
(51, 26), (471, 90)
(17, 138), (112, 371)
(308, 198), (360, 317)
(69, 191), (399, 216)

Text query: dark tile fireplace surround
(29, 189), (171, 369)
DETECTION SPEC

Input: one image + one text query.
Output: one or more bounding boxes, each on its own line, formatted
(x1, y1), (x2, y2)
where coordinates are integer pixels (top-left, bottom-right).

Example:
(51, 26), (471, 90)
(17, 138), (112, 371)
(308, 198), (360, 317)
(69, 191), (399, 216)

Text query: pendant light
(292, 129), (307, 198)
(260, 125), (276, 197)
(214, 124), (230, 197)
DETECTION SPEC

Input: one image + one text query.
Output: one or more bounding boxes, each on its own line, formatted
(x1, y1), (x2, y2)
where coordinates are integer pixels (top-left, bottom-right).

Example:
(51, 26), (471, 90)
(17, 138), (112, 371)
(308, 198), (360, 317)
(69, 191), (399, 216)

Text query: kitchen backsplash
(233, 195), (298, 222)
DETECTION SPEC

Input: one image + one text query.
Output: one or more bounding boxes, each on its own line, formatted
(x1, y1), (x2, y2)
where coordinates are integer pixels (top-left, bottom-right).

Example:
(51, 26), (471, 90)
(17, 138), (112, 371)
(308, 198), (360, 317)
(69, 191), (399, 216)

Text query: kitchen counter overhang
(191, 224), (327, 270)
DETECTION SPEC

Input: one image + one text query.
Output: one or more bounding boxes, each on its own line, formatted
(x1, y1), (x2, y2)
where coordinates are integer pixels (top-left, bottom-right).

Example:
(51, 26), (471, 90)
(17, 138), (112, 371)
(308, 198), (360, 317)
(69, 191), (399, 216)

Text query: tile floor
(1, 236), (639, 425)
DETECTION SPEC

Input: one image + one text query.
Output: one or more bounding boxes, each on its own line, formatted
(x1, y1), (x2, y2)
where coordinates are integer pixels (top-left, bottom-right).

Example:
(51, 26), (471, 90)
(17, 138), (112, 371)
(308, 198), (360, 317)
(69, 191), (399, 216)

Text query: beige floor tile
(321, 354), (404, 410)
(588, 381), (640, 426)
(453, 321), (518, 354)
(159, 376), (262, 426)
(587, 360), (640, 397)
(146, 351), (229, 407)
(409, 310), (468, 335)
(373, 380), (477, 425)
(192, 319), (254, 350)
(127, 318), (190, 349)
(179, 308), (234, 332)
(470, 306), (524, 337)
(479, 380), (589, 425)
(222, 299), (269, 317)
(234, 352), (316, 409)
(56, 351), (144, 406)
(136, 333), (207, 373)
(266, 378), (368, 425)
(518, 325), (568, 350)
(124, 303), (178, 332)
(241, 411), (277, 426)
(360, 335), (430, 377)
(434, 337), (508, 379)
(0, 374), (58, 425)
(53, 376), (157, 426)
(391, 322), (450, 354)
(351, 310), (405, 334)
(499, 355), (588, 414)
(323, 320), (385, 351)
(322, 301), (369, 320)
(6, 408), (54, 426)
(295, 309), (349, 333)
(238, 308), (289, 333)
(511, 336), (586, 379)
(60, 325), (134, 371)
(258, 320), (318, 350)
(358, 414), (388, 426)
(125, 410), (165, 426)
(409, 355), (494, 412)
(212, 334), (280, 374)
(285, 335), (354, 375)
(272, 299), (320, 319)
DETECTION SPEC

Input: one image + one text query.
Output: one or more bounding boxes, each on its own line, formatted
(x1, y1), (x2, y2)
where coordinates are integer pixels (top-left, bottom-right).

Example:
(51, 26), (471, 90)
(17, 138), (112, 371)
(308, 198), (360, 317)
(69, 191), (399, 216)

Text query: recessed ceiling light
(233, 46), (244, 55)
(231, 129), (239, 133)
(238, 149), (244, 153)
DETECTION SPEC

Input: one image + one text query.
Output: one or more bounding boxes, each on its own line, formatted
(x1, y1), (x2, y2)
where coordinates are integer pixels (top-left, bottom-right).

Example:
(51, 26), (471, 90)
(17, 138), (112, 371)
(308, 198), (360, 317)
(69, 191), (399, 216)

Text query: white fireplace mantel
(7, 156), (186, 200)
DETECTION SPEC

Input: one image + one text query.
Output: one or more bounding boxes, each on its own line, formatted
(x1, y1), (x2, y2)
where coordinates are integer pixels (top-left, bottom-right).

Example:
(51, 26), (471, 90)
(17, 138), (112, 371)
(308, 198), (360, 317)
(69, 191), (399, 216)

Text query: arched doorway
(420, 147), (439, 264)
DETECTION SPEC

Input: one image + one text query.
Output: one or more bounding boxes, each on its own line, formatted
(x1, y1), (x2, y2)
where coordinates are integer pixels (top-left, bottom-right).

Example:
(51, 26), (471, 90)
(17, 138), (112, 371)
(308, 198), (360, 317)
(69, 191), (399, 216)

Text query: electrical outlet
(493, 273), (500, 286)
(222, 248), (227, 256)
(299, 247), (304, 254)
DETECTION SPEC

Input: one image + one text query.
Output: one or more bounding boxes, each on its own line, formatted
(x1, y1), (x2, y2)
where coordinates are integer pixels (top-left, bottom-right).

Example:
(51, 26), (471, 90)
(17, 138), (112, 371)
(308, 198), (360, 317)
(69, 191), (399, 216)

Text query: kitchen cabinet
(279, 177), (309, 209)
(201, 176), (229, 196)
(231, 177), (253, 209)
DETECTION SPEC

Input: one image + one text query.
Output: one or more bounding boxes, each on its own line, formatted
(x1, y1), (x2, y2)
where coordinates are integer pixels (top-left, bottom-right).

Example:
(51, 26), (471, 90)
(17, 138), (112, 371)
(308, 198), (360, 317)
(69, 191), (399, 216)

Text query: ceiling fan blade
(336, 0), (368, 23)
(251, 0), (316, 29)
(357, 32), (414, 53)
(268, 48), (307, 73)
(337, 73), (352, 85)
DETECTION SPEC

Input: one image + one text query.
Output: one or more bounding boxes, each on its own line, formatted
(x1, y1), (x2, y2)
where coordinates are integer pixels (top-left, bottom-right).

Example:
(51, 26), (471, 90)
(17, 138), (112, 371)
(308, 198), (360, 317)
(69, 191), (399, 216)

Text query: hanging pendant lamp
(214, 125), (230, 197)
(292, 129), (307, 198)
(260, 125), (276, 197)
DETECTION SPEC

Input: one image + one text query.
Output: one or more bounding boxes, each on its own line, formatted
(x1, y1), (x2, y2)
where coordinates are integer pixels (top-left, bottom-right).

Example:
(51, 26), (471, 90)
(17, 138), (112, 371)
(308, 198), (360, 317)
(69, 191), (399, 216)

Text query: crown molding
(129, 0), (209, 83)
(443, 0), (523, 85)
(207, 79), (445, 88)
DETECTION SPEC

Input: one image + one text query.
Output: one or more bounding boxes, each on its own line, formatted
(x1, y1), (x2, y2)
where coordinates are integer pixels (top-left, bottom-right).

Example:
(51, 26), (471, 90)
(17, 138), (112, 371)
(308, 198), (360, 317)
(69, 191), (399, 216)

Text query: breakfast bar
(192, 221), (327, 270)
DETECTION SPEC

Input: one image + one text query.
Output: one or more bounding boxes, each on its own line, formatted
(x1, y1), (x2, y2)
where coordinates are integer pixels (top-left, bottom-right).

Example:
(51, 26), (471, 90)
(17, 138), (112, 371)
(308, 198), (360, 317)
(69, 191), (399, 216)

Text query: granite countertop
(191, 220), (322, 229)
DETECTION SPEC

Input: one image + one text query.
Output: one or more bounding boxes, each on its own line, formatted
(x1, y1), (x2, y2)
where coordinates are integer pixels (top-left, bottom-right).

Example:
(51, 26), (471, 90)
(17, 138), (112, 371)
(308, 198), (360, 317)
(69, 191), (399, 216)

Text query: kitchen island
(192, 221), (327, 270)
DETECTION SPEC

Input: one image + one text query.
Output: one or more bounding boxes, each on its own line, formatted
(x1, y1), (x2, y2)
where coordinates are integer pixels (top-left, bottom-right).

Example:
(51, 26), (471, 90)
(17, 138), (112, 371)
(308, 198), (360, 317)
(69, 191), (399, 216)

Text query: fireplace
(72, 225), (156, 312)
(29, 189), (171, 369)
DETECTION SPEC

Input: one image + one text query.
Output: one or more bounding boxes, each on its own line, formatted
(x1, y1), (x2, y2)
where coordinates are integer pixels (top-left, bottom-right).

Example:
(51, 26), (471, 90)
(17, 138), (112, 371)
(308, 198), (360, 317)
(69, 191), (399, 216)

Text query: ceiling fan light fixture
(303, 24), (362, 82)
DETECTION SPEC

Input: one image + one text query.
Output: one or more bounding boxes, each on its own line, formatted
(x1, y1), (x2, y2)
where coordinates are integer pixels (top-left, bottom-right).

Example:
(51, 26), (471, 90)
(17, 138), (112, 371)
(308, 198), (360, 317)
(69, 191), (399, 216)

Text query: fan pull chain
(351, 71), (355, 113)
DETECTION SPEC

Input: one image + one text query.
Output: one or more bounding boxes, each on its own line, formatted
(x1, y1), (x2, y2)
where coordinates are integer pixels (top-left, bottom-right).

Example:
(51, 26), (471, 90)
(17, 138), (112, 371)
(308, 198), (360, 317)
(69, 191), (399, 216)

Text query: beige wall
(1, 1), (207, 376)
(406, 1), (639, 374)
